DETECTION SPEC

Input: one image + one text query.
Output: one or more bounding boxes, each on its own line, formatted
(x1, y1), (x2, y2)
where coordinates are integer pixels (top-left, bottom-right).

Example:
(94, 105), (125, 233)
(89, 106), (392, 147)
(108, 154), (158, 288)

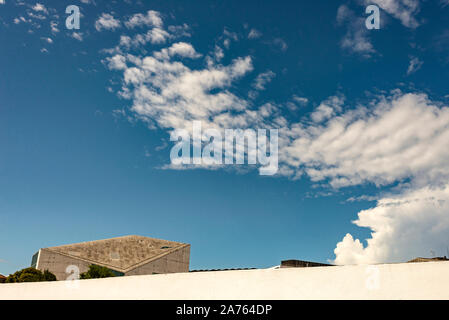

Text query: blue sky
(1, 0), (449, 275)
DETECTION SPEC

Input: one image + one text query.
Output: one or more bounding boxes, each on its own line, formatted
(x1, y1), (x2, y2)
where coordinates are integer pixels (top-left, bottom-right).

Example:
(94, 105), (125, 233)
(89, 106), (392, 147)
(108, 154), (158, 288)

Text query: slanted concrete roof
(42, 235), (189, 273)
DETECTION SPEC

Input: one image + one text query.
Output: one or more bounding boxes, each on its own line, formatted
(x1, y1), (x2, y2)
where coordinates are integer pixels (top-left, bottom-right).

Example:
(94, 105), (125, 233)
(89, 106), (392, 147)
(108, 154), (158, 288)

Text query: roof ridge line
(45, 235), (187, 250)
(121, 243), (190, 272)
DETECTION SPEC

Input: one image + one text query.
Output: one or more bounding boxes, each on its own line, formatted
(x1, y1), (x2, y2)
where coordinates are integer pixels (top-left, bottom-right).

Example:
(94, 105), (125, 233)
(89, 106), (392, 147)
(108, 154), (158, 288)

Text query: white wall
(1, 261), (449, 300)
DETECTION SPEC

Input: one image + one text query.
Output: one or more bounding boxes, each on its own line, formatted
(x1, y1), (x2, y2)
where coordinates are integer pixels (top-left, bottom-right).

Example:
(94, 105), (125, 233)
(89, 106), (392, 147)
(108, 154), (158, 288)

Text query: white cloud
(337, 5), (374, 57)
(154, 42), (202, 60)
(366, 0), (420, 28)
(248, 28), (262, 39)
(32, 3), (48, 14)
(144, 27), (169, 44)
(223, 29), (238, 41)
(214, 45), (224, 61)
(282, 92), (449, 188)
(95, 13), (121, 31)
(71, 32), (83, 41)
(120, 28), (170, 48)
(407, 56), (423, 75)
(27, 11), (46, 20)
(167, 24), (191, 38)
(0, 0), (5, 5)
(40, 37), (53, 43)
(273, 38), (288, 51)
(310, 95), (344, 123)
(277, 91), (449, 264)
(125, 10), (163, 29)
(50, 21), (59, 33)
(106, 54), (127, 70)
(106, 41), (254, 131)
(334, 184), (449, 265)
(252, 70), (275, 91)
(292, 95), (309, 106)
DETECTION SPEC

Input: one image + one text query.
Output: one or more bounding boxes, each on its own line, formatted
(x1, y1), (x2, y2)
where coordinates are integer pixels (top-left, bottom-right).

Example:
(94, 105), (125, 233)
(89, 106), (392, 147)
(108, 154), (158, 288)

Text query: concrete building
(407, 256), (449, 263)
(31, 235), (190, 280)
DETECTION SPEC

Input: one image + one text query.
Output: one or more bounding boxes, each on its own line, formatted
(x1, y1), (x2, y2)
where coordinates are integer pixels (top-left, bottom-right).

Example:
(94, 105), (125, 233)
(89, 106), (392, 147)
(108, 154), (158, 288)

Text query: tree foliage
(4, 267), (57, 283)
(80, 265), (116, 279)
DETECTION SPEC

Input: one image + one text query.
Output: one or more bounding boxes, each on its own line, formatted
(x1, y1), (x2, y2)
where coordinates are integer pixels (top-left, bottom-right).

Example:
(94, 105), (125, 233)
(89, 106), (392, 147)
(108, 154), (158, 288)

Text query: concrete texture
(34, 235), (190, 280)
(2, 261), (449, 299)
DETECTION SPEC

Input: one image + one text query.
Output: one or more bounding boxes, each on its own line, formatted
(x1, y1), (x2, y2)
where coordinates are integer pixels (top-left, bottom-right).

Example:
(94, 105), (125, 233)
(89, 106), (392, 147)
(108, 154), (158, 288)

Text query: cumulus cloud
(154, 42), (202, 60)
(278, 91), (449, 264)
(334, 184), (449, 264)
(95, 13), (121, 31)
(282, 92), (449, 188)
(106, 54), (127, 70)
(366, 0), (420, 28)
(407, 56), (423, 75)
(125, 10), (163, 29)
(0, 0), (5, 4)
(119, 28), (170, 47)
(107, 45), (254, 130)
(337, 5), (375, 57)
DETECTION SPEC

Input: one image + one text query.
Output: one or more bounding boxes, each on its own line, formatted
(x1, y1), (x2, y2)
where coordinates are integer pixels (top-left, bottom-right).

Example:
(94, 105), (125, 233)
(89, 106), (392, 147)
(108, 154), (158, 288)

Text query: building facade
(32, 235), (190, 280)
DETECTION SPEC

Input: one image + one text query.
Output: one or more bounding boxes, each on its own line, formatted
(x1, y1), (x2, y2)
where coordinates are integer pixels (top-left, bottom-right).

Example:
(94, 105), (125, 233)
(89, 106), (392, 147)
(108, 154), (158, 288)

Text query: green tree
(80, 265), (116, 279)
(5, 267), (57, 283)
(43, 269), (57, 281)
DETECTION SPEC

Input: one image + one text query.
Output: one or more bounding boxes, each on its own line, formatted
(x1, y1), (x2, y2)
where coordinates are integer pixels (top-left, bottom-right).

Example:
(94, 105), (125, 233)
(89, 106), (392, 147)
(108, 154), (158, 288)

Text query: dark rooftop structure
(280, 259), (332, 268)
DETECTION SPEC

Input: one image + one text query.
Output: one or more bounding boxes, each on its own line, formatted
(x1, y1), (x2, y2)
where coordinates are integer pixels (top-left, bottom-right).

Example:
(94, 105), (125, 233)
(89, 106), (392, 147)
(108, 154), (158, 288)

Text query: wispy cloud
(71, 32), (83, 41)
(337, 5), (375, 57)
(272, 38), (288, 51)
(248, 28), (262, 39)
(252, 70), (275, 91)
(407, 56), (423, 75)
